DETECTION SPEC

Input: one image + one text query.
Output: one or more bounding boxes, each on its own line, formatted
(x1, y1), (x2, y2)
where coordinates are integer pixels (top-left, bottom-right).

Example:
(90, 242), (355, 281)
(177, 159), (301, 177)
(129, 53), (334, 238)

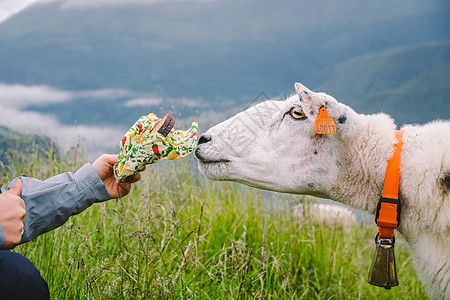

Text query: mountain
(0, 0), (448, 129)
(0, 126), (57, 167)
(314, 42), (450, 124)
(353, 62), (450, 125)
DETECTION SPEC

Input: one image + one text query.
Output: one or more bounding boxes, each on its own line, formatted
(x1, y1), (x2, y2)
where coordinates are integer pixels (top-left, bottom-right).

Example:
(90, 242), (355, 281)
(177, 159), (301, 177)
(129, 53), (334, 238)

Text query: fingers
(101, 154), (119, 165)
(3, 220), (24, 249)
(6, 180), (25, 211)
(93, 154), (119, 169)
(5, 197), (26, 220)
(8, 190), (26, 219)
(0, 181), (26, 249)
(92, 154), (120, 180)
(124, 172), (141, 184)
(118, 167), (145, 184)
(18, 198), (26, 217)
(8, 179), (22, 197)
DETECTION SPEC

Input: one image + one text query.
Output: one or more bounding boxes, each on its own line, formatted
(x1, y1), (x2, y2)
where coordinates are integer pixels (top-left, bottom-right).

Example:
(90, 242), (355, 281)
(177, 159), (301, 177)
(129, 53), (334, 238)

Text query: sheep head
(195, 82), (360, 197)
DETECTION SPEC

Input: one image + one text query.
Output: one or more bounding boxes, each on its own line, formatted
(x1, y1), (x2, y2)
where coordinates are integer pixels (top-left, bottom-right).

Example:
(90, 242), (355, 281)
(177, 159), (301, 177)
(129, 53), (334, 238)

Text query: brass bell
(368, 234), (399, 289)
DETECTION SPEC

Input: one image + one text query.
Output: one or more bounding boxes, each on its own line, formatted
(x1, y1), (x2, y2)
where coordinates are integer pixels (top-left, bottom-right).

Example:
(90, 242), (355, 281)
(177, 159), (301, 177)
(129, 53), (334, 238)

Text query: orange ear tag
(315, 107), (336, 134)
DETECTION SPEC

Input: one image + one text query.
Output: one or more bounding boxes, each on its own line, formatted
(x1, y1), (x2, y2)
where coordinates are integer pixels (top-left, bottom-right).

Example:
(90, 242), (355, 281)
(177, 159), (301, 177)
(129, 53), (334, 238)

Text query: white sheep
(293, 201), (357, 229)
(195, 82), (450, 299)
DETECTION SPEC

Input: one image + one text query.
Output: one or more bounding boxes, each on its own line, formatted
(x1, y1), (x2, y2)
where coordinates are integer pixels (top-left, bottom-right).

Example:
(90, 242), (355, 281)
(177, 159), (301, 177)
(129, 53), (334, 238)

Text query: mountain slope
(0, 126), (57, 167)
(0, 0), (448, 103)
(315, 42), (450, 124)
(316, 42), (450, 102)
(354, 62), (450, 125)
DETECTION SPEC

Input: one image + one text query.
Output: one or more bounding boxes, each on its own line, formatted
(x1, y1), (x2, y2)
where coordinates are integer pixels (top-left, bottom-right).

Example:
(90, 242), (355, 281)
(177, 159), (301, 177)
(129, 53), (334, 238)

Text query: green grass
(2, 148), (428, 299)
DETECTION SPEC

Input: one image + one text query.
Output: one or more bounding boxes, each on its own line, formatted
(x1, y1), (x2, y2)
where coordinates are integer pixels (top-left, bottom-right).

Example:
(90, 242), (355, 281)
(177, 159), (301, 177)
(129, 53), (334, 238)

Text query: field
(1, 147), (428, 299)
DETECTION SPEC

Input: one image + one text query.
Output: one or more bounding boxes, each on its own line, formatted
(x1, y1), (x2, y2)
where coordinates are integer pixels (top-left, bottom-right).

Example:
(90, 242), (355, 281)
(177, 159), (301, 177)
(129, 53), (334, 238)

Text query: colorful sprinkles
(114, 113), (198, 182)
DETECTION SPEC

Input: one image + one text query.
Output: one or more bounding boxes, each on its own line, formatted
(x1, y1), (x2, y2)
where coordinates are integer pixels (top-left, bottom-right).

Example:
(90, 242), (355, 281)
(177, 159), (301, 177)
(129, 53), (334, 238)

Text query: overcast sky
(0, 0), (216, 23)
(0, 0), (215, 157)
(0, 0), (448, 158)
(0, 82), (206, 158)
(0, 83), (133, 158)
(0, 0), (38, 23)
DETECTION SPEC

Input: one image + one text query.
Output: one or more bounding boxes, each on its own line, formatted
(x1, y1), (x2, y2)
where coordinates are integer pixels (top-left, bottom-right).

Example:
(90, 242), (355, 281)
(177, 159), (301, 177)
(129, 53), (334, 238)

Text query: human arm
(0, 180), (26, 249)
(0, 154), (141, 249)
(92, 154), (142, 199)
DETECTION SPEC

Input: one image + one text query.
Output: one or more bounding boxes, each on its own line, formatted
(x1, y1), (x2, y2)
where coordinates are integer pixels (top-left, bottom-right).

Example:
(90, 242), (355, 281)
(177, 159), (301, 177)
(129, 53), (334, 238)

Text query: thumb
(8, 179), (22, 196)
(101, 154), (119, 165)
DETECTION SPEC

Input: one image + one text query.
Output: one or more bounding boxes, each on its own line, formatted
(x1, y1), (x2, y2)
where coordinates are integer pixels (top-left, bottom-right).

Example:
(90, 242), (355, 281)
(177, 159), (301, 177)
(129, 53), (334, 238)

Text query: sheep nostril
(198, 134), (212, 145)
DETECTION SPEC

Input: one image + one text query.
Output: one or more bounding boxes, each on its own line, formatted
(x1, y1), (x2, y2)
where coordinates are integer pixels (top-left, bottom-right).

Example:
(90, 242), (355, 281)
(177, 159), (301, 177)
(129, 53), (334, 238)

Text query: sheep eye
(289, 107), (306, 120)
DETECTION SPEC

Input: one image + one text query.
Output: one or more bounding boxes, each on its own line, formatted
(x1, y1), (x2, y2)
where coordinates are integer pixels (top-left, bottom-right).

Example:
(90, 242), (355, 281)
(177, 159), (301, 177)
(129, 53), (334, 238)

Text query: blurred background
(0, 0), (449, 159)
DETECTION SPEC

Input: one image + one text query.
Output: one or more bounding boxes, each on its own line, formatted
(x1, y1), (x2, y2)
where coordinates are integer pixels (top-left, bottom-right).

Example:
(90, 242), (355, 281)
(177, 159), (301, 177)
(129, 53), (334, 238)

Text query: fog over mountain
(0, 0), (449, 155)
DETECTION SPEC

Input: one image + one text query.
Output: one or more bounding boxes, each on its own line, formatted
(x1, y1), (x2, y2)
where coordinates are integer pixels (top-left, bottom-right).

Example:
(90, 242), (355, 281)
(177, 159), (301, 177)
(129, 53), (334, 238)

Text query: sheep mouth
(197, 158), (230, 164)
(195, 148), (231, 180)
(194, 148), (230, 164)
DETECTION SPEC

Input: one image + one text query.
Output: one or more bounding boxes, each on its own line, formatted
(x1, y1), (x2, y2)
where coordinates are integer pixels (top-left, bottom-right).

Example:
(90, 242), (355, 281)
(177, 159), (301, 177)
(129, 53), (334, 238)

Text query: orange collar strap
(375, 130), (403, 240)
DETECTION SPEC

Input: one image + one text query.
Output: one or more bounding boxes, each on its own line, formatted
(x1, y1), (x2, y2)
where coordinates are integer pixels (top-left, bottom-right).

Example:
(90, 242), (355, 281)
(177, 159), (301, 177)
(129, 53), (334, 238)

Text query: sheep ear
(295, 82), (314, 102)
(327, 103), (359, 141)
(294, 82), (322, 117)
(295, 82), (358, 140)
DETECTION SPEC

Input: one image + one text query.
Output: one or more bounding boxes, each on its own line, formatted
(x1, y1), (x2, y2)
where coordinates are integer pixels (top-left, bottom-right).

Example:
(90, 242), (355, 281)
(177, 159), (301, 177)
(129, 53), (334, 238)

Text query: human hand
(92, 154), (142, 199)
(0, 180), (26, 249)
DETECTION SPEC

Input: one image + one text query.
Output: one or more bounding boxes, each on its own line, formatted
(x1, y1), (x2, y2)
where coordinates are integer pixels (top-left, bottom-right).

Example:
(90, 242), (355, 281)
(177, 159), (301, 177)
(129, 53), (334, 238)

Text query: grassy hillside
(316, 42), (450, 102)
(0, 126), (57, 168)
(354, 62), (450, 125)
(3, 146), (428, 299)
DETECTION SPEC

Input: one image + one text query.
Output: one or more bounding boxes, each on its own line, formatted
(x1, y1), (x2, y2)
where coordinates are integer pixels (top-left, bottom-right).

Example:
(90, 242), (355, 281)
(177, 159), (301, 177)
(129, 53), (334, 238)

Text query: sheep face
(195, 82), (359, 196)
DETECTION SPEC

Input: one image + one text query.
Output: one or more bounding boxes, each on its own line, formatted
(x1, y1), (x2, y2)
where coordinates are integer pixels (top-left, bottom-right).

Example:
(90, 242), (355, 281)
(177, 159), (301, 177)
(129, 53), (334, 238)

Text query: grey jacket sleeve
(0, 163), (110, 248)
(0, 221), (4, 249)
